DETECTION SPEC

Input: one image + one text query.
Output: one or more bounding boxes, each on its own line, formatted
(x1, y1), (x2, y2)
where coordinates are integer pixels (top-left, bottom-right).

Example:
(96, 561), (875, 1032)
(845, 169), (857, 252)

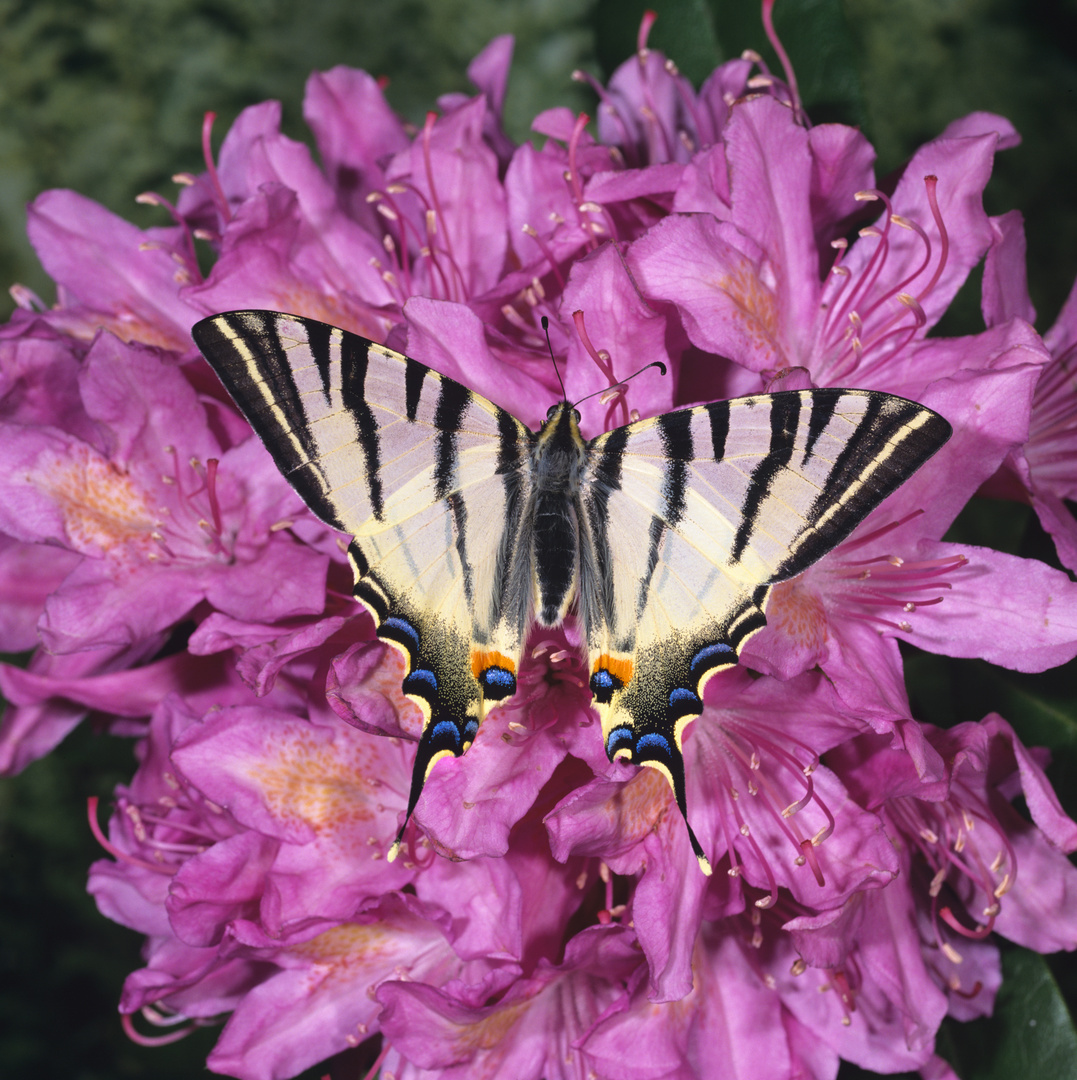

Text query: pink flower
(624, 91), (1077, 721)
(628, 101), (1017, 391)
(377, 925), (643, 1080)
(981, 244), (1077, 573)
(6, 190), (202, 352)
(832, 715), (1077, 959)
(548, 668), (900, 1002)
(90, 683), (593, 1079)
(740, 316), (1077, 713)
(0, 328), (329, 771)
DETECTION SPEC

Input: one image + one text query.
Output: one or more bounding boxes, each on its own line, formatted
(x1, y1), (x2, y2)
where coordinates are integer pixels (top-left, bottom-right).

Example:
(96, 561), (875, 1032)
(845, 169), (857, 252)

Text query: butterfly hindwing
(580, 388), (951, 872)
(192, 312), (534, 856)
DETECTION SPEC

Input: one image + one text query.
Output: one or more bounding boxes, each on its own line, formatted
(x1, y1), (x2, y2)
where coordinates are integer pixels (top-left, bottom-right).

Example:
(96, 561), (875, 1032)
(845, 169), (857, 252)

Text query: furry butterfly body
(192, 311), (952, 873)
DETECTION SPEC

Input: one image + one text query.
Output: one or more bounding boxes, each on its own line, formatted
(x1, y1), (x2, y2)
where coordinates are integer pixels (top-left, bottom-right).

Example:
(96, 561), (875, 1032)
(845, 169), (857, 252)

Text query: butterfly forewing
(580, 389), (951, 872)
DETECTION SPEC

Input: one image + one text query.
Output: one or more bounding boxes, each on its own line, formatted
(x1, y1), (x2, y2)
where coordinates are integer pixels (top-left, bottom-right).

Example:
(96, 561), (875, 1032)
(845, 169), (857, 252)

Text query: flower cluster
(3, 15), (1077, 1080)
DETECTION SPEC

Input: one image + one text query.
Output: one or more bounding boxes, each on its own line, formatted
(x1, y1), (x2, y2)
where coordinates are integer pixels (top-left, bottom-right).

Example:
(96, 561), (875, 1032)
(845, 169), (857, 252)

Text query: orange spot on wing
(593, 654), (633, 686)
(471, 649), (516, 679)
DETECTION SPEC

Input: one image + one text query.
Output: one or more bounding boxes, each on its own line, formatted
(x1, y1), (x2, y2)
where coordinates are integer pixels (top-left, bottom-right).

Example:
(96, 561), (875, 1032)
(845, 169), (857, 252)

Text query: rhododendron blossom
(2, 11), (1076, 1080)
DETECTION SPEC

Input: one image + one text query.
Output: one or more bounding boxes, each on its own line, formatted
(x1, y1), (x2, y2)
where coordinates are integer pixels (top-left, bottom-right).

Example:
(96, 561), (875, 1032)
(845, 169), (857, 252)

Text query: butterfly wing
(579, 388), (951, 873)
(191, 311), (534, 856)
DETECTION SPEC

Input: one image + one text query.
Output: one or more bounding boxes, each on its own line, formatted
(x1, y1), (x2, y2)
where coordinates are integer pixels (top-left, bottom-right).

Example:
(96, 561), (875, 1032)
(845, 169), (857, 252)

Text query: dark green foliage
(937, 948), (1077, 1080)
(0, 0), (592, 318)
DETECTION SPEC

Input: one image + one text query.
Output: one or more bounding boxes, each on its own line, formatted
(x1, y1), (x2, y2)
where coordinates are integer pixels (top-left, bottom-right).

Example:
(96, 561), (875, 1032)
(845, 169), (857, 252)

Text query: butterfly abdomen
(532, 493), (579, 625)
(530, 403), (588, 626)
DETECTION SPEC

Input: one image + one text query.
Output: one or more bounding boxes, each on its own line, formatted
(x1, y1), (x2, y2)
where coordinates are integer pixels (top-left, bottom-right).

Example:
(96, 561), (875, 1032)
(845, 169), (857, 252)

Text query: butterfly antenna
(571, 359), (668, 411)
(541, 316), (569, 402)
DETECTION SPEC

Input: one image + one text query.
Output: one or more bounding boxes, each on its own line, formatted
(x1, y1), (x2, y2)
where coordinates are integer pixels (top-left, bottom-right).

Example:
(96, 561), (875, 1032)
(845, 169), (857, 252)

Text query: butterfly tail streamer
(387, 704), (478, 862)
(638, 743), (714, 877)
(598, 659), (726, 877)
(352, 571), (486, 864)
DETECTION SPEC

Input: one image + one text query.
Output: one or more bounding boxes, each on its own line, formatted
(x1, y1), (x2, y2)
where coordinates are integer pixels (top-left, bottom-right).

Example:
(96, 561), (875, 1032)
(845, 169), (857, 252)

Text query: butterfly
(192, 311), (951, 874)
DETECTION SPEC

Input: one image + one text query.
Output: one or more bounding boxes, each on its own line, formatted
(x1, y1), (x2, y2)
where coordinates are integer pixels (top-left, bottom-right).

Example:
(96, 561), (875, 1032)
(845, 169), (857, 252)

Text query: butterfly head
(534, 401), (588, 472)
(538, 315), (666, 435)
(544, 402), (581, 425)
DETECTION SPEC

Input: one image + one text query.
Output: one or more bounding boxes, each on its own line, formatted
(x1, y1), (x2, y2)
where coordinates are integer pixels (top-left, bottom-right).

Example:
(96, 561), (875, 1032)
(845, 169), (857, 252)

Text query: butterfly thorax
(530, 402), (588, 626)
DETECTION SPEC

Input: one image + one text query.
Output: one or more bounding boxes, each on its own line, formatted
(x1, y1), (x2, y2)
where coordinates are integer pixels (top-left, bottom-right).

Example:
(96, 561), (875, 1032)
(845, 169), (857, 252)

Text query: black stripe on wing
(708, 400), (730, 461)
(775, 391), (951, 581)
(636, 411), (694, 616)
(337, 330), (385, 522)
(194, 311), (312, 472)
(491, 410), (528, 590)
(583, 425), (629, 628)
(729, 393), (802, 564)
(447, 492), (474, 608)
(192, 311), (349, 529)
(803, 387), (839, 462)
(433, 379), (471, 500)
(305, 317), (335, 405)
(472, 409), (532, 643)
(404, 358), (430, 422)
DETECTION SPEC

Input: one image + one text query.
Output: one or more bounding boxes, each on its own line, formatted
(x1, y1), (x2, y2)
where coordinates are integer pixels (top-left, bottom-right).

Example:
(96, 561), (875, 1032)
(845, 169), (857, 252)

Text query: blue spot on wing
(592, 669), (616, 691)
(403, 668), (437, 694)
(383, 616), (420, 648)
(431, 719), (461, 748)
(477, 665), (516, 703)
(690, 642), (735, 676)
(590, 667), (624, 705)
(669, 687), (701, 708)
(637, 733), (671, 755)
(606, 727), (633, 756)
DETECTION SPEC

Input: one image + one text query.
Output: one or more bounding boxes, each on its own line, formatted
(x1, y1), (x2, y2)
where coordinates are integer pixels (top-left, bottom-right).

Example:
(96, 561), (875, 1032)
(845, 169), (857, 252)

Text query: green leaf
(593, 0), (723, 86)
(844, 0), (1077, 323)
(0, 0), (597, 323)
(836, 1063), (916, 1080)
(942, 948), (1077, 1080)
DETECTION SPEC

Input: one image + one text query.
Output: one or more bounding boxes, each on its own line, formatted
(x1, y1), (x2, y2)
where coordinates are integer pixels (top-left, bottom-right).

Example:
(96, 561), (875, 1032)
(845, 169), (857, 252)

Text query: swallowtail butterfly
(193, 311), (951, 873)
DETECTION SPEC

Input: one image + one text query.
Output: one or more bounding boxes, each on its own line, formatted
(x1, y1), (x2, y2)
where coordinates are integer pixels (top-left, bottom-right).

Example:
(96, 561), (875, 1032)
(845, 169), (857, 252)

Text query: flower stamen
(201, 112), (230, 233)
(761, 0), (804, 122)
(122, 1011), (199, 1047)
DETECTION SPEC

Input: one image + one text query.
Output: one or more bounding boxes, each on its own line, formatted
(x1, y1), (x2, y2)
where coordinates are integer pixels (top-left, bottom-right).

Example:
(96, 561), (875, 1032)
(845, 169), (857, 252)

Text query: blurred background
(1, 1), (1075, 1078)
